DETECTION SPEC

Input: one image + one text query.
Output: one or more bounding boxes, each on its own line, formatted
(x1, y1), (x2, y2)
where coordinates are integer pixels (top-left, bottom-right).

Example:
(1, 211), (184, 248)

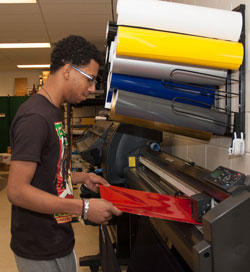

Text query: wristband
(83, 199), (90, 220)
(82, 199), (85, 218)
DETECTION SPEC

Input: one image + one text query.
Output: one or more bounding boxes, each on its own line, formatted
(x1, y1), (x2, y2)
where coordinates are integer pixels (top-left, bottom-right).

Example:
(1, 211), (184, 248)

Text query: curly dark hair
(50, 35), (103, 74)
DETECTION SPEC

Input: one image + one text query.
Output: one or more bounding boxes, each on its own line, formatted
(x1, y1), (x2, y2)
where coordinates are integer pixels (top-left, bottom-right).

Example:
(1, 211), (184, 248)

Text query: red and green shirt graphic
(54, 122), (73, 224)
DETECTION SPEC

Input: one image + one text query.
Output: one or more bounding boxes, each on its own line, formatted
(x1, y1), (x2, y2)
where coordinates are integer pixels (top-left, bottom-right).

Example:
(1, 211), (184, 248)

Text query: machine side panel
(203, 190), (250, 272)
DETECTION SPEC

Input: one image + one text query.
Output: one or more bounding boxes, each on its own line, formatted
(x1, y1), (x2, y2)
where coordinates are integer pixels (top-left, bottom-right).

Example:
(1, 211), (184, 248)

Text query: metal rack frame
(225, 4), (246, 136)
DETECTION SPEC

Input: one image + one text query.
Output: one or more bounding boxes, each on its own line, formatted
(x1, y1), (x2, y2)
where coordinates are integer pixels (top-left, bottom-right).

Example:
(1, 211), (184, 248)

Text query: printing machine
(76, 120), (250, 272)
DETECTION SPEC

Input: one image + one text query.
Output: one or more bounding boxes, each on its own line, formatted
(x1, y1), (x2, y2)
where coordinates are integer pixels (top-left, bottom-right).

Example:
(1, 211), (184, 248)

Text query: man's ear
(62, 64), (71, 80)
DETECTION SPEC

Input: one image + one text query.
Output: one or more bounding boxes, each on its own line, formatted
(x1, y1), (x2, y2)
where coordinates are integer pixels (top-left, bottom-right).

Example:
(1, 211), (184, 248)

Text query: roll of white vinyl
(111, 54), (227, 86)
(105, 72), (113, 109)
(105, 45), (109, 64)
(108, 41), (115, 64)
(116, 0), (155, 14)
(117, 0), (242, 42)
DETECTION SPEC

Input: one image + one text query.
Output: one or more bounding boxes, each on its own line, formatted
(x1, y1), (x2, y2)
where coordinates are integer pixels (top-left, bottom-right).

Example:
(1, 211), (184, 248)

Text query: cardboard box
(0, 153), (11, 165)
(15, 78), (27, 96)
(80, 118), (95, 125)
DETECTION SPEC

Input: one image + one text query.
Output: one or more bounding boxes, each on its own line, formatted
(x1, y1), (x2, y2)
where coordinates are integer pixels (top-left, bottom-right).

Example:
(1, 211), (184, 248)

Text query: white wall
(162, 0), (250, 174)
(0, 70), (43, 96)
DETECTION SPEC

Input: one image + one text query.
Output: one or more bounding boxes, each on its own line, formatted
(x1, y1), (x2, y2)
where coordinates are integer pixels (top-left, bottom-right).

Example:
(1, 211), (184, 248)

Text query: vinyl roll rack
(104, 4), (246, 142)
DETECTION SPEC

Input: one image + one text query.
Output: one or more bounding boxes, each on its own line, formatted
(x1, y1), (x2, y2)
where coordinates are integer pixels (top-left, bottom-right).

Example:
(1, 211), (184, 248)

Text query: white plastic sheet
(117, 0), (242, 42)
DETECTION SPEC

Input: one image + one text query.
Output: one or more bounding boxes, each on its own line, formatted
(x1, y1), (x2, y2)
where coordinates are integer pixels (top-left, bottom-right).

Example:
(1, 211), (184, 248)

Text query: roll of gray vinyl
(113, 90), (228, 135)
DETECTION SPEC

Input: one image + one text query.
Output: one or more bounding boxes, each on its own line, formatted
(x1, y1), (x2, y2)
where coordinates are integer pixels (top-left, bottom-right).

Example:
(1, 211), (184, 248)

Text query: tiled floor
(0, 171), (100, 272)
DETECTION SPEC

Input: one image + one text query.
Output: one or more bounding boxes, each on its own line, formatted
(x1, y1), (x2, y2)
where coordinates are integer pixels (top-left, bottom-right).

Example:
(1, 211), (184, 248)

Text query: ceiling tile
(0, 23), (47, 34)
(0, 48), (51, 70)
(0, 13), (43, 23)
(0, 32), (49, 43)
(2, 48), (51, 63)
(40, 3), (112, 15)
(43, 13), (111, 24)
(39, 0), (111, 3)
(46, 23), (107, 33)
(0, 0), (118, 71)
(0, 3), (40, 14)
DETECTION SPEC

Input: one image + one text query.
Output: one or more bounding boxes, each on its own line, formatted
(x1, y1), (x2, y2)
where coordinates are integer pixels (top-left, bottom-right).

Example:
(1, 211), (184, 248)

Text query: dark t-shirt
(10, 94), (74, 260)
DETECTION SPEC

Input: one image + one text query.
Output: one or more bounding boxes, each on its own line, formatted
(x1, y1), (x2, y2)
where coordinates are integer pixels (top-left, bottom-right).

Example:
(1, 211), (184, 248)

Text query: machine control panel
(205, 166), (245, 190)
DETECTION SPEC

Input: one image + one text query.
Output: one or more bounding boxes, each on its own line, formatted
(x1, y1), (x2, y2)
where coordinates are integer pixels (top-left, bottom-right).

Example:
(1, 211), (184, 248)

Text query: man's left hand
(84, 173), (110, 193)
(72, 172), (110, 193)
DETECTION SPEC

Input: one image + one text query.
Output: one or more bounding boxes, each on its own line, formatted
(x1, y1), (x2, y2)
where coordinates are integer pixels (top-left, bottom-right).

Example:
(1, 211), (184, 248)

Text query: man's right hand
(87, 198), (122, 225)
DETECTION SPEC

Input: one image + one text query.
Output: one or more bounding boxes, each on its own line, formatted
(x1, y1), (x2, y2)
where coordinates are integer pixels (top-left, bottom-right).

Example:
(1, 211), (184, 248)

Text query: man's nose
(88, 84), (96, 93)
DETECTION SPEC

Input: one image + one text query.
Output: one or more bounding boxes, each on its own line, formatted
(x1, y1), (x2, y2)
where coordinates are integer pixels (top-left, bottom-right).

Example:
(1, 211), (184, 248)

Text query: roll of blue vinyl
(110, 73), (216, 108)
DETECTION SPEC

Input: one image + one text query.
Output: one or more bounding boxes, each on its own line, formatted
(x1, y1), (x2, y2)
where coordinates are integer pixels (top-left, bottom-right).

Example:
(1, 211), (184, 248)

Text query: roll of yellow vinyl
(116, 26), (243, 70)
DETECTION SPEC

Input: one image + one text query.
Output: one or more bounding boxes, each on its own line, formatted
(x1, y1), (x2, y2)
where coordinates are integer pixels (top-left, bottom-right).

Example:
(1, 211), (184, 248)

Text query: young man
(7, 35), (122, 272)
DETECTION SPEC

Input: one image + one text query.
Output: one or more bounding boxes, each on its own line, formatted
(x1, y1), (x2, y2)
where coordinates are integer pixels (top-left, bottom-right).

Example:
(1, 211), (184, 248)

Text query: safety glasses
(71, 65), (97, 86)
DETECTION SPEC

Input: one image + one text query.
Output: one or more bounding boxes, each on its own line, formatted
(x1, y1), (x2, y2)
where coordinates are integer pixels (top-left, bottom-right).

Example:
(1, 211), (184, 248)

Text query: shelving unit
(65, 98), (105, 171)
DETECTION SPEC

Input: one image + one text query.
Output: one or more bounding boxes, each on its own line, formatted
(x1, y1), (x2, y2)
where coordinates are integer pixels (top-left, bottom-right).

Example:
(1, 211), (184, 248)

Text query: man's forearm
(8, 183), (83, 216)
(71, 172), (88, 185)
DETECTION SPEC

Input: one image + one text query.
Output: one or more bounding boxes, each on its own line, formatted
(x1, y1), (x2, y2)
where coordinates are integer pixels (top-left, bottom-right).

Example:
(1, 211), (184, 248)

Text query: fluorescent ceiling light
(0, 43), (50, 48)
(0, 0), (36, 3)
(17, 64), (50, 69)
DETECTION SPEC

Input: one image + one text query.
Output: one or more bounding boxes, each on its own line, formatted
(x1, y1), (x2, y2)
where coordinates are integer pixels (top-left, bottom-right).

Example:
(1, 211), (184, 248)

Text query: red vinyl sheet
(100, 185), (201, 225)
